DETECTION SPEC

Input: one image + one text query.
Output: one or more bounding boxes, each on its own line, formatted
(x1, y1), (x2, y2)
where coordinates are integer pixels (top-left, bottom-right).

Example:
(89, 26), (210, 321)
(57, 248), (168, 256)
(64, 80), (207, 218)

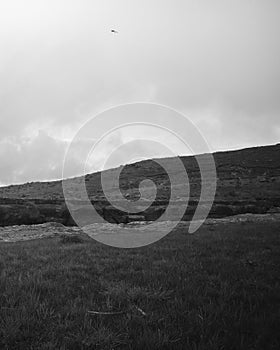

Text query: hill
(0, 143), (280, 226)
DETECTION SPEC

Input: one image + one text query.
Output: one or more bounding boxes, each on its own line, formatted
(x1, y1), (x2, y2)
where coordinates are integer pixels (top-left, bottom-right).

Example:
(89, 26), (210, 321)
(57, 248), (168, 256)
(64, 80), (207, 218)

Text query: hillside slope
(0, 143), (280, 226)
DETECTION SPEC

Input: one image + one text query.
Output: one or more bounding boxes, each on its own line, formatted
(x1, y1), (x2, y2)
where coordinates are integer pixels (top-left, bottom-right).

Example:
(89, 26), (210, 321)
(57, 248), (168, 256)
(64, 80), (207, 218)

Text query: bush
(60, 234), (84, 244)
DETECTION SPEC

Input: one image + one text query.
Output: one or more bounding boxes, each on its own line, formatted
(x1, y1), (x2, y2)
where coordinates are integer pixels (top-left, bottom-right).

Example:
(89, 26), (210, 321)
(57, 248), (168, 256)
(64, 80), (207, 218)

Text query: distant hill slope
(0, 143), (280, 226)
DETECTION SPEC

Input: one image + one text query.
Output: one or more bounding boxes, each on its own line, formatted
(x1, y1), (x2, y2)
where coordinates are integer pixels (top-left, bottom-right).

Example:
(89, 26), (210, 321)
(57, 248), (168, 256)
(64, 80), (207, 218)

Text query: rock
(126, 215), (146, 222)
(0, 222), (82, 242)
(267, 206), (280, 213)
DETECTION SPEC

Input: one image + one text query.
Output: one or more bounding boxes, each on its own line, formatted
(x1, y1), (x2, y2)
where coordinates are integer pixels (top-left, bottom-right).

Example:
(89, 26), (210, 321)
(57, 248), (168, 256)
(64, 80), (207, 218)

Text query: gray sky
(0, 0), (280, 185)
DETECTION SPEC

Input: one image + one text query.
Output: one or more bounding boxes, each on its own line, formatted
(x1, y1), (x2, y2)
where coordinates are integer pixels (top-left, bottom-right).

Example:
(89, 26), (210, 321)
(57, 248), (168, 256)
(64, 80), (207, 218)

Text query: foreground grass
(0, 222), (279, 349)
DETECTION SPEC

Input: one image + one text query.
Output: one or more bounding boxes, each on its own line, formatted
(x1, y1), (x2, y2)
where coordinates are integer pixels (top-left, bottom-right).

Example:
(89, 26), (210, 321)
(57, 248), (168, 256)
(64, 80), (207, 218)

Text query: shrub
(60, 234), (84, 244)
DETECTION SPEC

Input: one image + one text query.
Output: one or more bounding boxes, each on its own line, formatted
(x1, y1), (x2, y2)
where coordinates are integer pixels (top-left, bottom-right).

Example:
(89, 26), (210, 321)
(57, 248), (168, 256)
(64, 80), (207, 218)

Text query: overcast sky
(0, 0), (280, 185)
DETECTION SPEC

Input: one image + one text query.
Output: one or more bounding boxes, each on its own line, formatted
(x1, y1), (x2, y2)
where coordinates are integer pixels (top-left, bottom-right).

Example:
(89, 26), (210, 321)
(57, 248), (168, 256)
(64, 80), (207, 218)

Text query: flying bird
(111, 29), (118, 34)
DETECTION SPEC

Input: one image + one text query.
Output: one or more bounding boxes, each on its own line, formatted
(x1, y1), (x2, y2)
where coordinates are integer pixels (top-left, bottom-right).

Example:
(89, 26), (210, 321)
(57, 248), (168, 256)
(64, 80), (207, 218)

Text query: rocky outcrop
(1, 213), (280, 243)
(1, 198), (280, 227)
(0, 222), (82, 242)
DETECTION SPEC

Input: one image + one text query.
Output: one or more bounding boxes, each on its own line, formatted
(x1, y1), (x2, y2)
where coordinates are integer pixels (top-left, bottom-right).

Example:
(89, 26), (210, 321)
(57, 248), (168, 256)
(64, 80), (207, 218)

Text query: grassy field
(0, 221), (279, 349)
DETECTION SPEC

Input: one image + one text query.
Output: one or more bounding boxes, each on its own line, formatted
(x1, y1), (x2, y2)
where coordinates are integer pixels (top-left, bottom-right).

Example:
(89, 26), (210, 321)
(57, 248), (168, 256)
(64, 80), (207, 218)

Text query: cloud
(0, 129), (133, 185)
(0, 131), (67, 184)
(0, 0), (280, 184)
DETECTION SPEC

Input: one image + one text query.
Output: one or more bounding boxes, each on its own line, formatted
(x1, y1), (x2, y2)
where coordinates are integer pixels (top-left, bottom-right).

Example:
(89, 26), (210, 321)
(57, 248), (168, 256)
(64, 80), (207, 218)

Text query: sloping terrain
(0, 143), (280, 226)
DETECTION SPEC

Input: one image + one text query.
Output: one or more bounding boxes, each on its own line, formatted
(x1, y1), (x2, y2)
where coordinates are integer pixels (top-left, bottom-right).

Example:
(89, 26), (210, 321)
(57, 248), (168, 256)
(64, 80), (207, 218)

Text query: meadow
(0, 221), (279, 349)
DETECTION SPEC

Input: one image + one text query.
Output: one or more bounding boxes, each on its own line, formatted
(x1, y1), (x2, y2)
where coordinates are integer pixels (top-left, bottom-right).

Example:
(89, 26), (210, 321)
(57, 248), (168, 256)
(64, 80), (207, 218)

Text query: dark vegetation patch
(0, 221), (279, 349)
(59, 234), (85, 244)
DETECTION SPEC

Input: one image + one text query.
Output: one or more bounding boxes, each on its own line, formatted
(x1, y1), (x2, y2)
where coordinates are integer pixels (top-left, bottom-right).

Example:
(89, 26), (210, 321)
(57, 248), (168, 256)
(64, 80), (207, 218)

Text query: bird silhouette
(111, 29), (118, 34)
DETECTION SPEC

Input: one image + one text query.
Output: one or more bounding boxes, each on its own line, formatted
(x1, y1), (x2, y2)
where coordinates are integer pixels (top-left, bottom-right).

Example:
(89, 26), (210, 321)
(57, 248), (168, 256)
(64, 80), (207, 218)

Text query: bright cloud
(0, 0), (280, 185)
